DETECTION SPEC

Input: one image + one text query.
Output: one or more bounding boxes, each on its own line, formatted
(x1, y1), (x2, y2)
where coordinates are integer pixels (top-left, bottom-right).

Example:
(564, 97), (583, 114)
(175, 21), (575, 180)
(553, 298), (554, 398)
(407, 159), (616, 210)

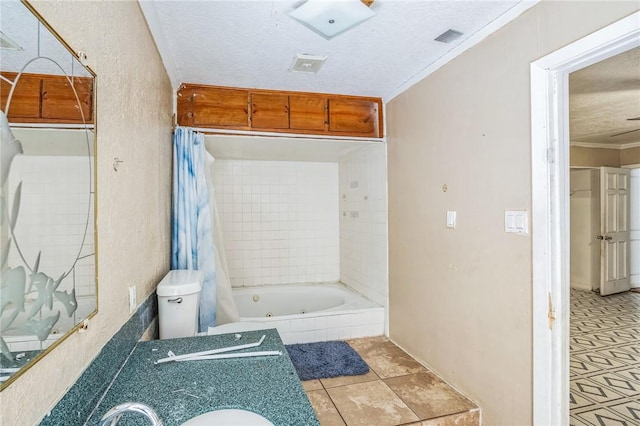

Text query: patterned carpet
(570, 288), (640, 425)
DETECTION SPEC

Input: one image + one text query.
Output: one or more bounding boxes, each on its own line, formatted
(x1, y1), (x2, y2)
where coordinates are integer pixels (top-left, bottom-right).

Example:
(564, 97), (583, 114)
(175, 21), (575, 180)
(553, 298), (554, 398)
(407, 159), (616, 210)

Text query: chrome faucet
(98, 402), (163, 426)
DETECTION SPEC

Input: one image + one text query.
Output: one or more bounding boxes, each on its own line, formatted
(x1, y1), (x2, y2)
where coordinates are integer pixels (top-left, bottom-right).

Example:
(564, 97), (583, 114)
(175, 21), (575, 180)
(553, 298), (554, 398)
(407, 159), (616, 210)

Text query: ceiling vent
(435, 29), (463, 44)
(289, 54), (327, 74)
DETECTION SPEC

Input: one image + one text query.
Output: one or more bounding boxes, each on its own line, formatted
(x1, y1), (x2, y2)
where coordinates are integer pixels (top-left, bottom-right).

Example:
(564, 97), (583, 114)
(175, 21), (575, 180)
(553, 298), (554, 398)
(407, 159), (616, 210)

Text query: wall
(569, 169), (600, 291)
(570, 145), (640, 167)
(0, 1), (173, 424)
(339, 144), (388, 307)
(570, 146), (620, 167)
(212, 160), (339, 287)
(621, 146), (640, 166)
(385, 1), (639, 425)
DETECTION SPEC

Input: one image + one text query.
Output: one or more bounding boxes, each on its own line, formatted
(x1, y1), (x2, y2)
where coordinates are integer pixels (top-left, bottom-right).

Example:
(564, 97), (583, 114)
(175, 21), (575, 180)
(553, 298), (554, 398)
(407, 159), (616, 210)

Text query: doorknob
(597, 235), (604, 240)
(604, 236), (613, 241)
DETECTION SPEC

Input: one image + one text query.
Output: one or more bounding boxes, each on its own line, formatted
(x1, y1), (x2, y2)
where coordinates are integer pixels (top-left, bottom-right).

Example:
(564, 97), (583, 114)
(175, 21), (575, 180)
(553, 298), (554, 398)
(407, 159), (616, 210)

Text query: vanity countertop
(87, 329), (319, 426)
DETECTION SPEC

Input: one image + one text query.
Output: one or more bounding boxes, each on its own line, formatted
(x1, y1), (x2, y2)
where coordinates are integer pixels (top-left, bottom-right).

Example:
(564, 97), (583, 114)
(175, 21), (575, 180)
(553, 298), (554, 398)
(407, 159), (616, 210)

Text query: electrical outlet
(129, 286), (136, 313)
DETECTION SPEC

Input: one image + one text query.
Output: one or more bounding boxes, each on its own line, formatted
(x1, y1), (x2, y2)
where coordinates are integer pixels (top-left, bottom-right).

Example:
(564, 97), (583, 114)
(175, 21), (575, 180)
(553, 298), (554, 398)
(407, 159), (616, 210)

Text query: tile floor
(570, 288), (640, 426)
(301, 336), (480, 426)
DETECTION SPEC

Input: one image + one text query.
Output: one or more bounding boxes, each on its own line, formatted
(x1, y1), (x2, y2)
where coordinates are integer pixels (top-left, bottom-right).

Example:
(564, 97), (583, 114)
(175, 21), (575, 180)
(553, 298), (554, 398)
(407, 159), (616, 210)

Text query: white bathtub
(209, 283), (385, 344)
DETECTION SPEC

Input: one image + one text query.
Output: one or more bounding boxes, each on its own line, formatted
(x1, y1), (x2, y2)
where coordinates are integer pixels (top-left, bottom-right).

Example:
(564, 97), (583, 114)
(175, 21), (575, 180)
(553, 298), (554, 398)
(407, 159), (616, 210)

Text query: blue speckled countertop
(86, 329), (319, 426)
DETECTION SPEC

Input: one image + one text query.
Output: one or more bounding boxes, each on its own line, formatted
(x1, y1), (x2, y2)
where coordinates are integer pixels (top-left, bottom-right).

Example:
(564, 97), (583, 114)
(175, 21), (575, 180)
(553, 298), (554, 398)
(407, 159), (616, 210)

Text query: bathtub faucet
(98, 402), (163, 426)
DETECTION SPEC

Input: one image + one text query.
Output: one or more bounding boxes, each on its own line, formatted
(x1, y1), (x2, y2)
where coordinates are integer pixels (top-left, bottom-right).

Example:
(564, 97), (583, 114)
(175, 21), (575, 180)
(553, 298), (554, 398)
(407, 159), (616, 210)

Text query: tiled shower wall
(339, 145), (388, 307)
(212, 160), (340, 287)
(7, 155), (96, 298)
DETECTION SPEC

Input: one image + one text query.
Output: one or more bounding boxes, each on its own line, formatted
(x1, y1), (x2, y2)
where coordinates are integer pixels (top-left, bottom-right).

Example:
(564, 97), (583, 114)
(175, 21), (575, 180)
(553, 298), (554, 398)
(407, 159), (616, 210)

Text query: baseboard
(570, 282), (593, 292)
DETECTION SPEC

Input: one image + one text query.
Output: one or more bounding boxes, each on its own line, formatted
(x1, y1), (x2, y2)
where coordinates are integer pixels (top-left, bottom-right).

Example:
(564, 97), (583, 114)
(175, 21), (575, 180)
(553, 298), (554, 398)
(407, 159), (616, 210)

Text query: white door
(599, 167), (631, 296)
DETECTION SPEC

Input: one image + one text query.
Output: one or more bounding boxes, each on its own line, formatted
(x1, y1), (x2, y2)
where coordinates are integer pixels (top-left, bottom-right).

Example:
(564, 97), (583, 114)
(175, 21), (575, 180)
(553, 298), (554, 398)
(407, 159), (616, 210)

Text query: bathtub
(208, 283), (385, 344)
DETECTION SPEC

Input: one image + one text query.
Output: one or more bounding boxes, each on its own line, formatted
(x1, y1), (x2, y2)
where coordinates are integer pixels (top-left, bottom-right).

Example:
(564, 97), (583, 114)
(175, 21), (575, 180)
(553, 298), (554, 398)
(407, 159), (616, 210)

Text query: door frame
(531, 11), (640, 425)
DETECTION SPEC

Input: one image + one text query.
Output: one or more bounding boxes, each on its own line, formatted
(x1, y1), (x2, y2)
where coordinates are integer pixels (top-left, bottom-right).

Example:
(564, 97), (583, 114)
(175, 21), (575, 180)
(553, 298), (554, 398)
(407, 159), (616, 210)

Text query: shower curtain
(204, 152), (239, 325)
(171, 127), (216, 331)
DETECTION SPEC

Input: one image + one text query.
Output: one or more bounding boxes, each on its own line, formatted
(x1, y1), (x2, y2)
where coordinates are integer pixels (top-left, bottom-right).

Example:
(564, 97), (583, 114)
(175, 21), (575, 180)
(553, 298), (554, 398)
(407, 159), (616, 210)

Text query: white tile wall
(212, 160), (340, 287)
(7, 156), (96, 298)
(339, 144), (388, 307)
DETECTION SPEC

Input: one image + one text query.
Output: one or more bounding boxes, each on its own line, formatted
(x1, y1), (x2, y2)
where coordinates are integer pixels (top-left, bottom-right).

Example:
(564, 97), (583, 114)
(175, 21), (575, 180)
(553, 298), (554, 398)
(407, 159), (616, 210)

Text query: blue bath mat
(285, 341), (369, 381)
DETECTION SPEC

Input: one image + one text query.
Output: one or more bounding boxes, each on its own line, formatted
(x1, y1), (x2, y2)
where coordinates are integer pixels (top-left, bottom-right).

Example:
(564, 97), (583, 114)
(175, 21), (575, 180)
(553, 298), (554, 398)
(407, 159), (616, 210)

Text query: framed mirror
(0, 0), (97, 389)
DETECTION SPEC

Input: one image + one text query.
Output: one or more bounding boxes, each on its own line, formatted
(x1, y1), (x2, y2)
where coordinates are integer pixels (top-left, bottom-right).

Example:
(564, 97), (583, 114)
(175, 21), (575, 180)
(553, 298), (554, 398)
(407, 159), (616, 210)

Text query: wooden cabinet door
(328, 98), (380, 137)
(251, 93), (289, 129)
(289, 95), (327, 131)
(41, 76), (93, 122)
(192, 87), (249, 127)
(0, 72), (41, 119)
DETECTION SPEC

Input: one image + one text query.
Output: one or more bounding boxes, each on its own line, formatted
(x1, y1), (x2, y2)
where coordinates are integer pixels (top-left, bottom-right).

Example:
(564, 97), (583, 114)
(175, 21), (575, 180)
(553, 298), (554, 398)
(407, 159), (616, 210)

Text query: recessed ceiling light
(435, 29), (464, 44)
(0, 31), (22, 50)
(289, 0), (376, 40)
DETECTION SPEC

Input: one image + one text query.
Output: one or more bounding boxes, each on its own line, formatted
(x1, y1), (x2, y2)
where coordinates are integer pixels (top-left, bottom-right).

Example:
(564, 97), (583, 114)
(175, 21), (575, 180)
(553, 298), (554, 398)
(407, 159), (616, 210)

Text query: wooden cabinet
(328, 98), (379, 136)
(41, 76), (92, 121)
(0, 72), (93, 123)
(178, 86), (249, 128)
(177, 84), (383, 138)
(1, 72), (41, 119)
(289, 95), (327, 131)
(251, 93), (289, 129)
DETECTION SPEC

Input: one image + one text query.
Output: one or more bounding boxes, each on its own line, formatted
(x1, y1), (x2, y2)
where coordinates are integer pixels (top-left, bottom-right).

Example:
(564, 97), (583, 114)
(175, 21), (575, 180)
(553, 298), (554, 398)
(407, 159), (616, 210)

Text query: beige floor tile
(348, 339), (427, 379)
(307, 389), (346, 426)
(302, 379), (324, 391)
(326, 380), (419, 426)
(320, 369), (380, 389)
(419, 409), (480, 426)
(384, 373), (476, 420)
(347, 336), (390, 350)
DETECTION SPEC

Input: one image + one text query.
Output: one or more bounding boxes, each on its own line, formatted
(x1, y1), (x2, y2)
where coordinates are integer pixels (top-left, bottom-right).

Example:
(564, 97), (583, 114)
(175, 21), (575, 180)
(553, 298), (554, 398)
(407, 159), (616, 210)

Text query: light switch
(446, 210), (456, 229)
(505, 210), (528, 234)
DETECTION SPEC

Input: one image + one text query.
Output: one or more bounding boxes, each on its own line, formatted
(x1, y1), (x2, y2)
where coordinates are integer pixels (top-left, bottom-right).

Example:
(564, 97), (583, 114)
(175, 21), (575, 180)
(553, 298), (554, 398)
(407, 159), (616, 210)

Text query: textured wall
(386, 1), (639, 425)
(0, 1), (173, 424)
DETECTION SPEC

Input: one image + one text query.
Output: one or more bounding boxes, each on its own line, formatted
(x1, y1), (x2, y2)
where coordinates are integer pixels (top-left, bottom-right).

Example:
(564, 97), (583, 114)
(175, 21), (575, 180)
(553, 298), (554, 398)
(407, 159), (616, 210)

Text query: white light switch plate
(505, 210), (528, 234)
(446, 210), (456, 229)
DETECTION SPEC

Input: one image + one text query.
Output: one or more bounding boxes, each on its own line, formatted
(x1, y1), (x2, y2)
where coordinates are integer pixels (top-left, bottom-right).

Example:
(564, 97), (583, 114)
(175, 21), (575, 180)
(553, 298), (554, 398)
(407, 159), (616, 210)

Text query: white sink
(181, 409), (274, 426)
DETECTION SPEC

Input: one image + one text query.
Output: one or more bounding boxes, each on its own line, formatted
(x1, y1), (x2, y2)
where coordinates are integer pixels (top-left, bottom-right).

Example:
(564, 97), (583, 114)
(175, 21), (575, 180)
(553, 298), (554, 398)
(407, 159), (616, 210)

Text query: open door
(599, 167), (631, 295)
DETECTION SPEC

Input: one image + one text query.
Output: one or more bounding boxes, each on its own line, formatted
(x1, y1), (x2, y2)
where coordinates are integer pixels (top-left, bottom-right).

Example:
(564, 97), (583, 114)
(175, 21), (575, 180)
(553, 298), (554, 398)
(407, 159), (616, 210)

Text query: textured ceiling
(142, 0), (522, 99)
(570, 47), (640, 147)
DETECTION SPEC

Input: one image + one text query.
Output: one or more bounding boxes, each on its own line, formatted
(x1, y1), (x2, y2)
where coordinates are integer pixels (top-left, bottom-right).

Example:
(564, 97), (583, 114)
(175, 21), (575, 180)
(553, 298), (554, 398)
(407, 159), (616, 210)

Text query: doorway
(531, 11), (640, 425)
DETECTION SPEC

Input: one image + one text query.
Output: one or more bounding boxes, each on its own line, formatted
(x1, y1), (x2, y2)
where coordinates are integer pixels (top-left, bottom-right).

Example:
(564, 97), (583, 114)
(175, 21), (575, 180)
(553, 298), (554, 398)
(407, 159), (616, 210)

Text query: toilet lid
(157, 270), (204, 296)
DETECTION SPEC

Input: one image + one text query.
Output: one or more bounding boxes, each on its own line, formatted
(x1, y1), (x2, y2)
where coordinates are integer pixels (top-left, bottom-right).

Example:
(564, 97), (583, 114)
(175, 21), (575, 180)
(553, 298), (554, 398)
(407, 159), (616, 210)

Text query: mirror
(0, 0), (96, 389)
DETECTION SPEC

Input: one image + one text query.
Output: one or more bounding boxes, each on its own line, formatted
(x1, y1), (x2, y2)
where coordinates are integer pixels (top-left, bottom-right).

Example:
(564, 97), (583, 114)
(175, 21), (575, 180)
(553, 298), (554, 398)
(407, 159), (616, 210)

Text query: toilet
(157, 270), (204, 339)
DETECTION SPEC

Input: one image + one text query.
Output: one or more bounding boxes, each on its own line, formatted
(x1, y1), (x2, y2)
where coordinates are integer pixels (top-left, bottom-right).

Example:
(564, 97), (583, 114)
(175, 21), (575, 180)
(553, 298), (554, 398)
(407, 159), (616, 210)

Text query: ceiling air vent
(435, 29), (463, 44)
(289, 54), (327, 74)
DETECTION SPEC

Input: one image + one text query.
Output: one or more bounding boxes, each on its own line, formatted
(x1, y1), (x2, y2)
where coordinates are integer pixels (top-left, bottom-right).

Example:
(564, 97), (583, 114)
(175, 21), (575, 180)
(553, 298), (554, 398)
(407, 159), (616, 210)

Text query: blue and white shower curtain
(171, 127), (216, 331)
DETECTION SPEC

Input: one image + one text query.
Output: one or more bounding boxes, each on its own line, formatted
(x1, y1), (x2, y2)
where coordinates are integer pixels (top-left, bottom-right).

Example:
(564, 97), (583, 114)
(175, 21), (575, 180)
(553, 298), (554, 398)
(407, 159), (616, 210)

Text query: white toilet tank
(157, 270), (204, 339)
